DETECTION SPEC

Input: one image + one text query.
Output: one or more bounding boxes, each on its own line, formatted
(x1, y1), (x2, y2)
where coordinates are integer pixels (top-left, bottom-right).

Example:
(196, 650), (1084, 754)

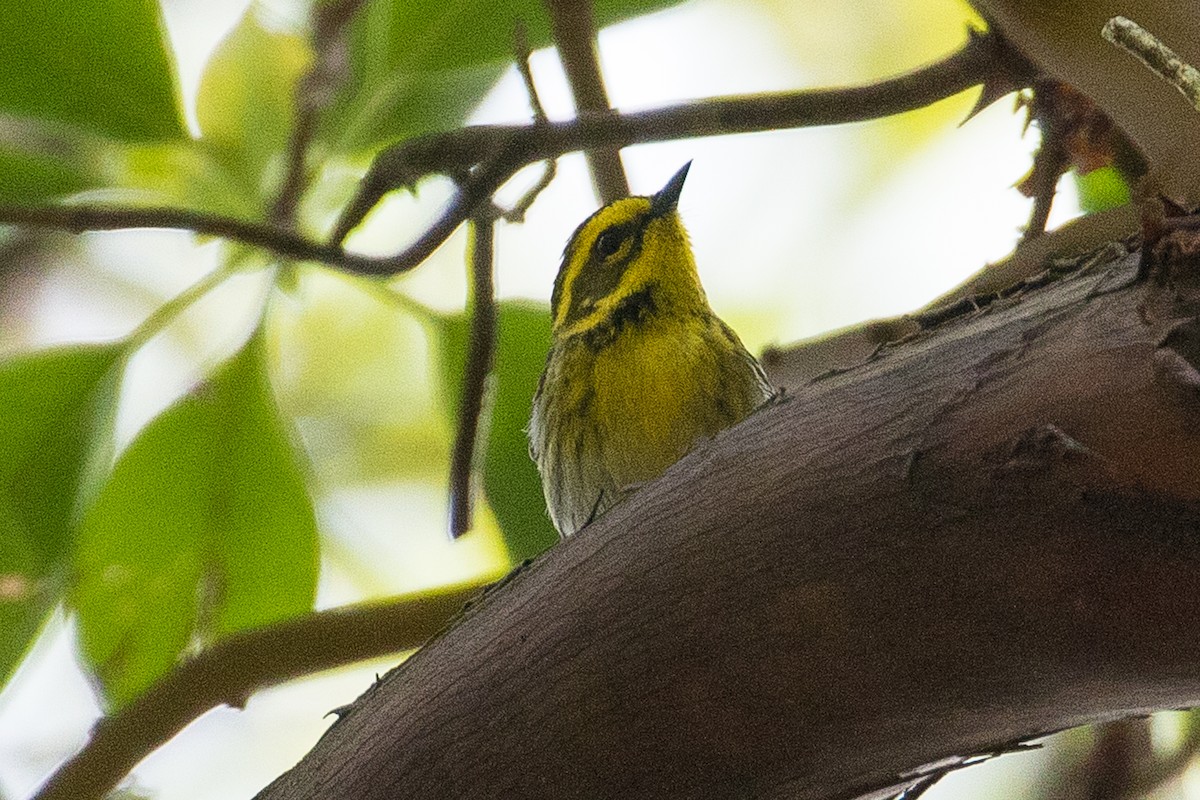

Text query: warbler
(529, 162), (774, 537)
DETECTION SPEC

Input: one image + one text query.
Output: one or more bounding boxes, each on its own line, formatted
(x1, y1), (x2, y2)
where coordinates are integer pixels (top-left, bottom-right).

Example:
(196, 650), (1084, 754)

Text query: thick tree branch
(543, 0), (629, 203)
(32, 582), (487, 800)
(256, 248), (1200, 800)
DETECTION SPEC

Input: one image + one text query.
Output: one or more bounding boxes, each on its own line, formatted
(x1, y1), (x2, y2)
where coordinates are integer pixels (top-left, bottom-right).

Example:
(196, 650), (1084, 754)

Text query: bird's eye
(594, 230), (624, 258)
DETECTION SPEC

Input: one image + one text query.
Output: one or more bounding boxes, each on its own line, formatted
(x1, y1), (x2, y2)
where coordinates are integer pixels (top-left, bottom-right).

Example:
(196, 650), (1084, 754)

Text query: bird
(529, 162), (774, 537)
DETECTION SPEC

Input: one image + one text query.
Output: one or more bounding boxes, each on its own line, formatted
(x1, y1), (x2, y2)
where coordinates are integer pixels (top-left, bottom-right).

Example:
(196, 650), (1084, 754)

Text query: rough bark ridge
(258, 246), (1200, 800)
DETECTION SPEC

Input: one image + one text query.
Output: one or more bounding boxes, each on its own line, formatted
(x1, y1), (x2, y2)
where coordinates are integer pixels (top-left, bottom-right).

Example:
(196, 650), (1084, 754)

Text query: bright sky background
(0, 0), (1087, 798)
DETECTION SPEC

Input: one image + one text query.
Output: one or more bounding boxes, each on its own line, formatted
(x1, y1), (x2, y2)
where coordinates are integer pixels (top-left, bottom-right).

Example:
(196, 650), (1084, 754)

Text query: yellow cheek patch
(553, 197), (653, 332)
(557, 289), (631, 340)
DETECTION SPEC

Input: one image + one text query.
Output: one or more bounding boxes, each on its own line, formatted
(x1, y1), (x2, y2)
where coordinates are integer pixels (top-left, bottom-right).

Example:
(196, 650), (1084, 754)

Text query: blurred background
(3, 0), (1188, 797)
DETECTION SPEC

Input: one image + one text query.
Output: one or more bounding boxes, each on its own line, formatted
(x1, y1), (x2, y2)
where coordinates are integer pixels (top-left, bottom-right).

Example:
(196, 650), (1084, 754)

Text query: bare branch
(0, 204), (377, 271)
(1103, 17), (1200, 111)
(331, 28), (1020, 248)
(543, 0), (629, 203)
(501, 21), (559, 223)
(448, 214), (498, 538)
(269, 0), (366, 228)
(501, 162), (558, 224)
(514, 21), (549, 123)
(4, 30), (1021, 279)
(32, 581), (488, 800)
(255, 250), (1200, 800)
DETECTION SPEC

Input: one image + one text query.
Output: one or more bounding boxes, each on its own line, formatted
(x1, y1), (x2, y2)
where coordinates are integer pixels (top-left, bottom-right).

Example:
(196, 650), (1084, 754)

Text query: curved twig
(501, 22), (559, 223)
(331, 27), (1020, 246)
(1102, 17), (1200, 111)
(32, 581), (488, 800)
(2, 30), (1019, 279)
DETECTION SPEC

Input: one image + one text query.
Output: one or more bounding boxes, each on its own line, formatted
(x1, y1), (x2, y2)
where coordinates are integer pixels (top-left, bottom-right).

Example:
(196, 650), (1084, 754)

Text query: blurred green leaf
(0, 0), (184, 142)
(0, 344), (123, 685)
(0, 346), (122, 563)
(0, 149), (91, 204)
(73, 390), (211, 708)
(324, 0), (685, 152)
(196, 8), (310, 202)
(74, 331), (318, 708)
(439, 301), (557, 560)
(119, 143), (257, 218)
(1074, 165), (1132, 215)
(0, 496), (56, 689)
(270, 272), (449, 486)
(205, 333), (319, 637)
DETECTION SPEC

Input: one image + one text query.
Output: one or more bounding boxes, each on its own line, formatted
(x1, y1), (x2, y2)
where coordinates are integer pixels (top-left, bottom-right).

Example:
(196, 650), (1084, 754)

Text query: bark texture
(258, 246), (1200, 800)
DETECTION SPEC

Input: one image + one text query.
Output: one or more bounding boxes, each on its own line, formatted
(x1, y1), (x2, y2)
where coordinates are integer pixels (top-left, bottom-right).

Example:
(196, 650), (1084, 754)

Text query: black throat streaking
(580, 286), (658, 349)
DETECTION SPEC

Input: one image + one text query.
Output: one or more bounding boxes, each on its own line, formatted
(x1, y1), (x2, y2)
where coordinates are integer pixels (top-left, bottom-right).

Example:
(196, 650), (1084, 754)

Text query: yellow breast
(587, 318), (724, 486)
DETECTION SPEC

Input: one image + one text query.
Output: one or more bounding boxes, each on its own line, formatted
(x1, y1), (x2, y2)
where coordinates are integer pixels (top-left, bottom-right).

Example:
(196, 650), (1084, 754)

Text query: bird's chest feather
(577, 320), (722, 483)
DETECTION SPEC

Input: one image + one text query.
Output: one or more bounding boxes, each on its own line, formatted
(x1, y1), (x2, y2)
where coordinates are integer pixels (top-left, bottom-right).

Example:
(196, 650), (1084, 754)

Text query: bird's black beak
(649, 161), (691, 217)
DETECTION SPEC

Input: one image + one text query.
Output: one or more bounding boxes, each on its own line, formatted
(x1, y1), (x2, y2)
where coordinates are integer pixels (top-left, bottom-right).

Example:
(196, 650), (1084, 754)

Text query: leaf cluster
(0, 0), (675, 717)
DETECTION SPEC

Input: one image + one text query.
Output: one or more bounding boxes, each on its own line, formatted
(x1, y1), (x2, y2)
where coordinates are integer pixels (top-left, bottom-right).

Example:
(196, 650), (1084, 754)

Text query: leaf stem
(125, 257), (244, 351)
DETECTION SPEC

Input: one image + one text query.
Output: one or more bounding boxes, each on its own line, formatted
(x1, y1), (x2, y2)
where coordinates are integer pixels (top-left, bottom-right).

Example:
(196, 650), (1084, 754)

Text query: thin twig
(1102, 17), (1200, 111)
(32, 581), (489, 800)
(501, 21), (558, 223)
(1023, 138), (1069, 242)
(543, 0), (629, 203)
(514, 21), (549, 123)
(332, 27), (1019, 246)
(448, 213), (498, 538)
(0, 204), (377, 271)
(269, 0), (366, 228)
(501, 162), (558, 224)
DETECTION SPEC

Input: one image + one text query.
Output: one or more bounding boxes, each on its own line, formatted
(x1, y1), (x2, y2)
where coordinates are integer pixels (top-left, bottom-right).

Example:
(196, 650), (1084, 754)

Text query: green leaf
(196, 8), (310, 200)
(119, 142), (258, 218)
(0, 345), (122, 563)
(73, 390), (213, 708)
(1075, 165), (1132, 215)
(73, 331), (318, 708)
(0, 494), (60, 689)
(324, 0), (685, 152)
(0, 0), (185, 142)
(0, 344), (123, 685)
(205, 333), (319, 638)
(439, 301), (557, 560)
(0, 148), (91, 204)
